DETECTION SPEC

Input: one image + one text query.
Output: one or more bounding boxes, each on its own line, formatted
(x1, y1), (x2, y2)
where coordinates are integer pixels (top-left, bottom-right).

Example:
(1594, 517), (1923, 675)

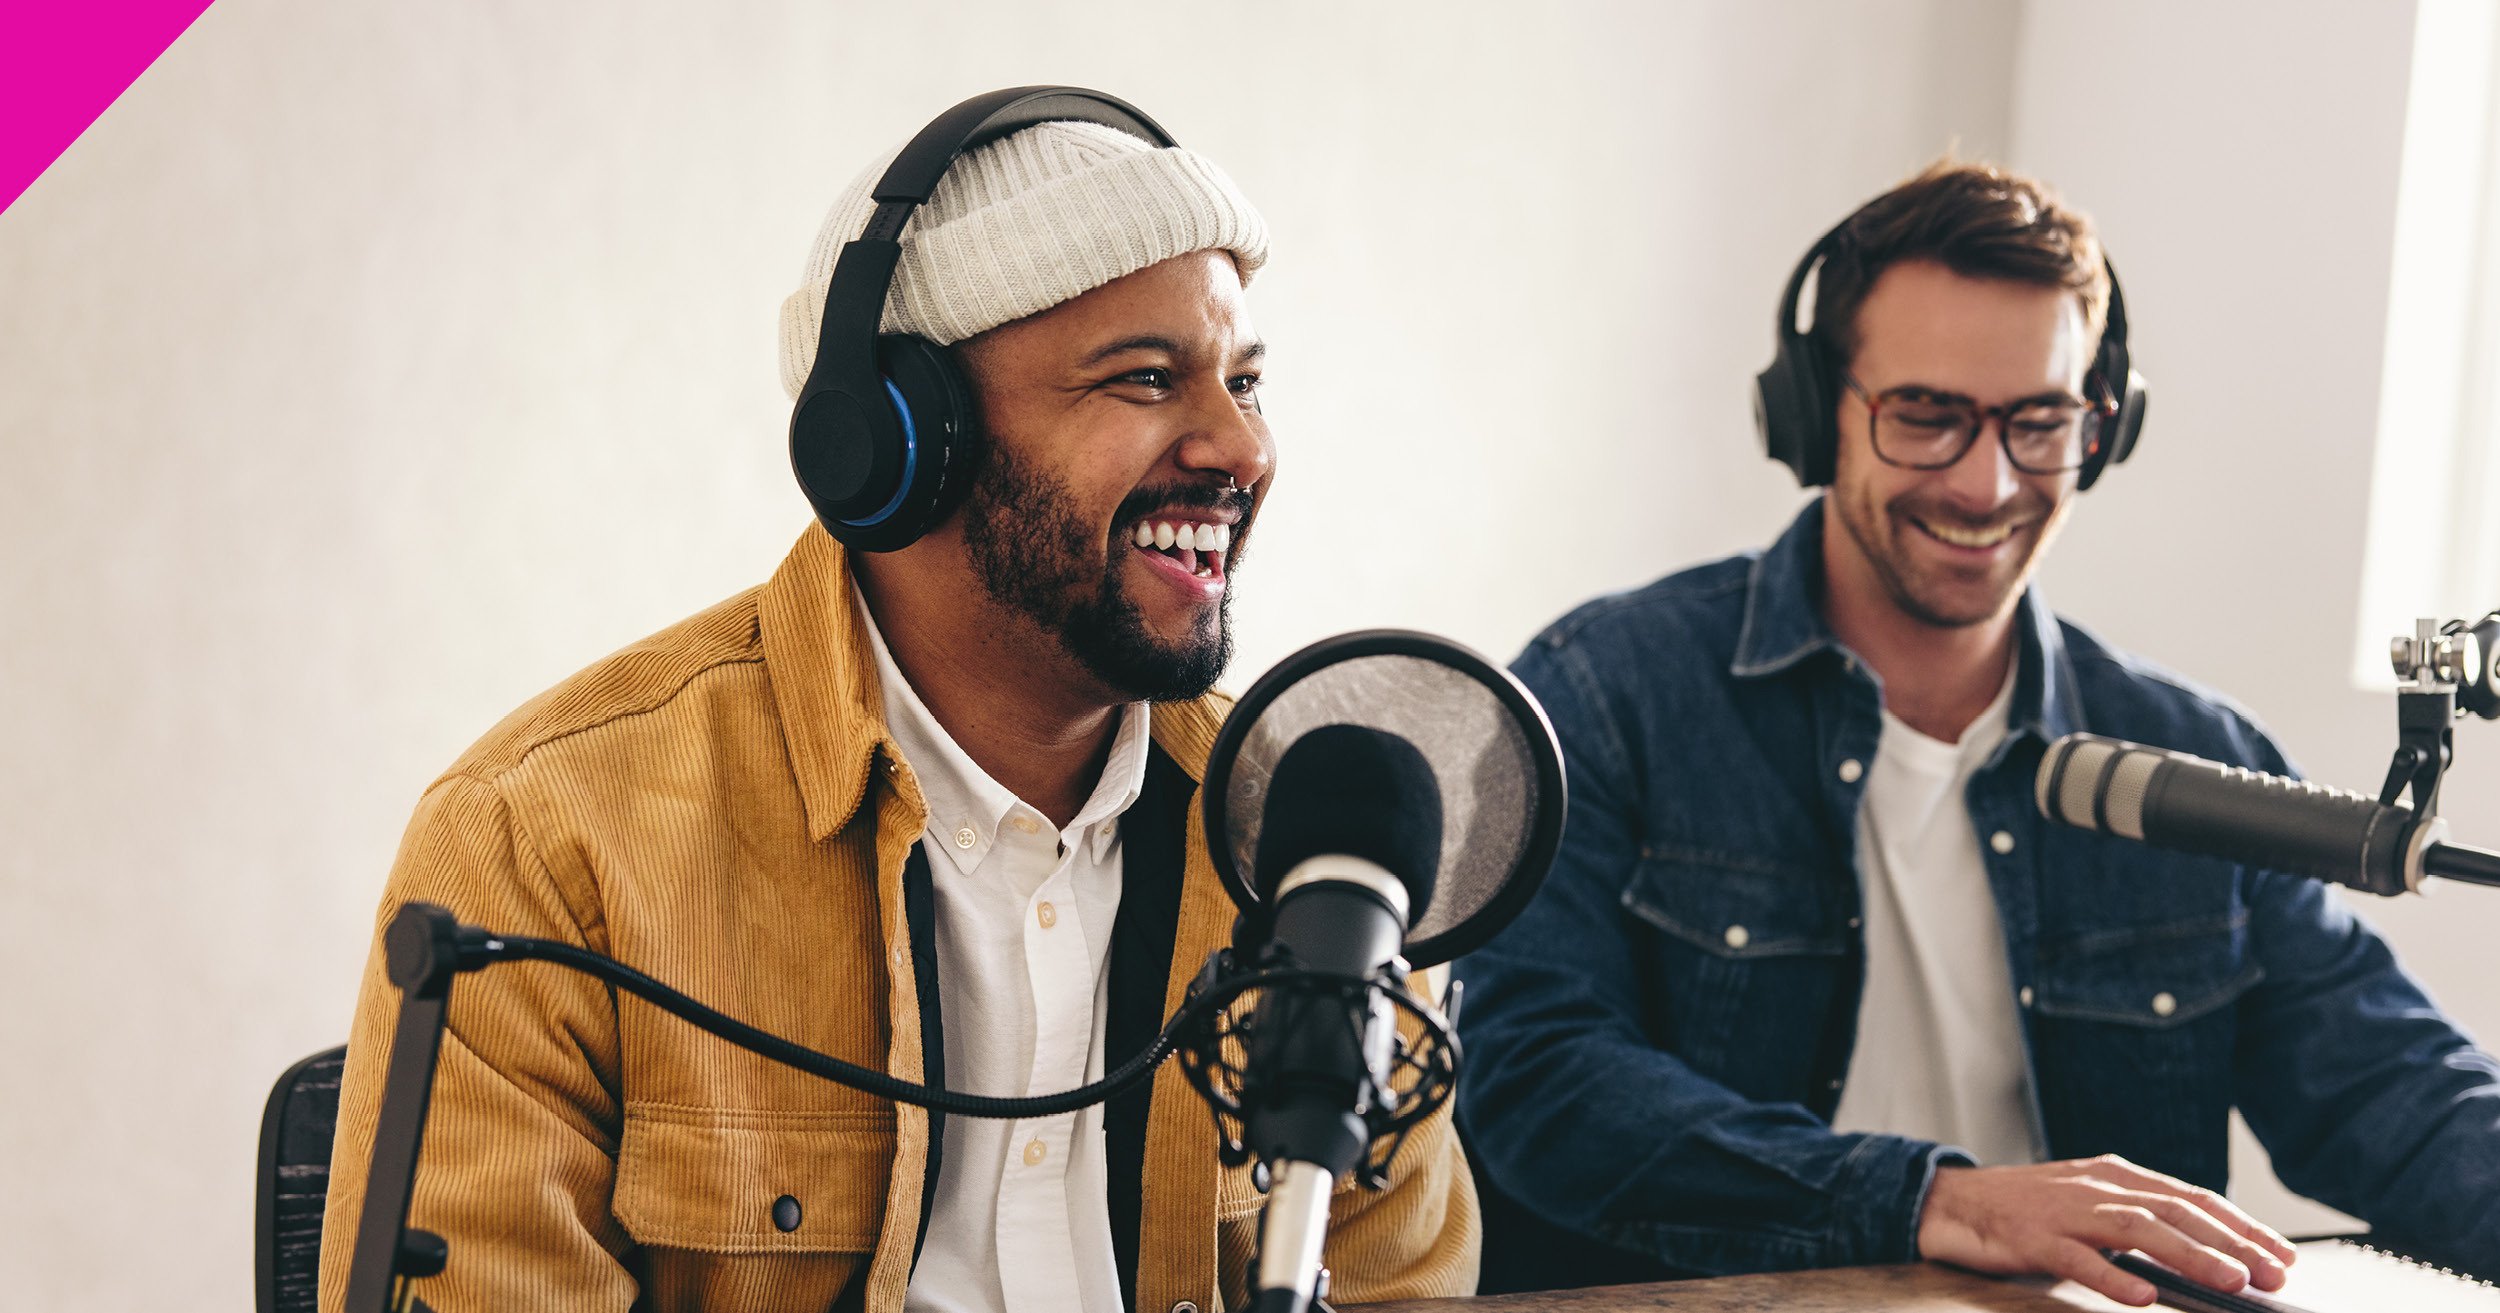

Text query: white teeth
(1924, 520), (2013, 548)
(1131, 519), (1233, 558)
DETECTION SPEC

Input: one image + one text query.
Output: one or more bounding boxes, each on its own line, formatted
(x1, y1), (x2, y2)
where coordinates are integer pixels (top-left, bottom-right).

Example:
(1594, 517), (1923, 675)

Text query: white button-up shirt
(858, 598), (1151, 1313)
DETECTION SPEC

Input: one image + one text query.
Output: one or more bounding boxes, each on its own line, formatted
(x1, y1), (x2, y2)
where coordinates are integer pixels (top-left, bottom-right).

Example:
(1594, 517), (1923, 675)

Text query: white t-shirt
(859, 597), (1150, 1313)
(1828, 663), (2043, 1167)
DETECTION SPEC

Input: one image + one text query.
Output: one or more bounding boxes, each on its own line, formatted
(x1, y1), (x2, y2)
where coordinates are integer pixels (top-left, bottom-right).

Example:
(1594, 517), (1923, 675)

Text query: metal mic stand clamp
(2378, 613), (2500, 892)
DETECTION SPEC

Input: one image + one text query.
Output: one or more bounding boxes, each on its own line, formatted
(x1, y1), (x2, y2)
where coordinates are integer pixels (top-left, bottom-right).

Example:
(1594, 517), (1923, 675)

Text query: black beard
(958, 443), (1236, 701)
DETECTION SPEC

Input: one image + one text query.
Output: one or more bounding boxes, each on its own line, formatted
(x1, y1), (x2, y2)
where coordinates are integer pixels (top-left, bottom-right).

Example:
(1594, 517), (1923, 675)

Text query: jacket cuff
(1828, 1136), (1975, 1266)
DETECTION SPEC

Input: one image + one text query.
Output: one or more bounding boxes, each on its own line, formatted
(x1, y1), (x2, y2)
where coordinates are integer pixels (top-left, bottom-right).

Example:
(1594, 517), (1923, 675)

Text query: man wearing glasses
(1458, 162), (2500, 1305)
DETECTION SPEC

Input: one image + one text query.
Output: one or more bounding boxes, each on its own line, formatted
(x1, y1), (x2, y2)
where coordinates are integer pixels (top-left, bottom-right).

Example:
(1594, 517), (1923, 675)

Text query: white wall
(0, 0), (2480, 1304)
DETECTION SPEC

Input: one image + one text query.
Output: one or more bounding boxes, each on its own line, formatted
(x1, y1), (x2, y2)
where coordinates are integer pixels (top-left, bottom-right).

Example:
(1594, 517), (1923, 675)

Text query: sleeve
(2226, 720), (2500, 1276)
(1309, 961), (1482, 1303)
(317, 773), (639, 1313)
(1454, 634), (1964, 1277)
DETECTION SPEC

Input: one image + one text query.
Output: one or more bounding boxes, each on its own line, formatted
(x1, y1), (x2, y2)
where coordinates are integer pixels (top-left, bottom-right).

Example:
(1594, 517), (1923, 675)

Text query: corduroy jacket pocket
(613, 1103), (896, 1254)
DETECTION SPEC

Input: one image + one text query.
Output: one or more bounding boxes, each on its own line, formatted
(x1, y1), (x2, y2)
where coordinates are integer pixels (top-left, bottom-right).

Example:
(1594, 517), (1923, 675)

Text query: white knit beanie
(778, 119), (1270, 399)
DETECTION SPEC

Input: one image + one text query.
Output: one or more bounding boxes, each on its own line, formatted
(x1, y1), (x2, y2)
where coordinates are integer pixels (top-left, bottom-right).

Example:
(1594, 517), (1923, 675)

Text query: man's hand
(1916, 1156), (2298, 1306)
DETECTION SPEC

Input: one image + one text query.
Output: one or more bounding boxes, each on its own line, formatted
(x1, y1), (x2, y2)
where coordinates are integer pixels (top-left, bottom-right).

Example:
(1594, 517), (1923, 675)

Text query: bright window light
(2354, 0), (2500, 687)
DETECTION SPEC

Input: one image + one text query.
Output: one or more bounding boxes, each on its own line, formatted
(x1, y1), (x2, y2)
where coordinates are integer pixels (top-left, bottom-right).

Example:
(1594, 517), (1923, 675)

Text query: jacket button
(2018, 986), (2035, 1008)
(1723, 924), (1750, 950)
(1837, 758), (1864, 784)
(1171, 1304), (1200, 1313)
(1990, 830), (2016, 854)
(772, 1195), (802, 1232)
(2151, 991), (2178, 1018)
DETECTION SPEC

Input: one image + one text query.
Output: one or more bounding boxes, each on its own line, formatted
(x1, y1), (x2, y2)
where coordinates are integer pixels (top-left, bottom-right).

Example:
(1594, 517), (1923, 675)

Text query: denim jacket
(1457, 502), (2500, 1289)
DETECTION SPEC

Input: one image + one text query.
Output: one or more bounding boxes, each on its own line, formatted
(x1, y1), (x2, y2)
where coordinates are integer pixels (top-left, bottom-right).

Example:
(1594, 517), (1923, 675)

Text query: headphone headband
(812, 88), (1176, 405)
(791, 87), (1178, 552)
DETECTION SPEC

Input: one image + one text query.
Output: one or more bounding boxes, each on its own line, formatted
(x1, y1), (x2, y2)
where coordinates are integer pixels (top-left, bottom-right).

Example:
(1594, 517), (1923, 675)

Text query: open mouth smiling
(1908, 515), (2023, 552)
(1124, 516), (1232, 584)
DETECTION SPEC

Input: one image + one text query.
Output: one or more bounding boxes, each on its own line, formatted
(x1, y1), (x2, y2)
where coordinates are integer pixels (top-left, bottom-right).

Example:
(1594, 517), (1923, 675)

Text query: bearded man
(1456, 161), (2500, 1305)
(317, 96), (1476, 1313)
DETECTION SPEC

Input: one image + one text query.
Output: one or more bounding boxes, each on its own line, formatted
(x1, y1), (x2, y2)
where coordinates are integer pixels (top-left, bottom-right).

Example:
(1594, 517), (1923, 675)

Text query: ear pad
(1754, 335), (1837, 488)
(789, 333), (981, 553)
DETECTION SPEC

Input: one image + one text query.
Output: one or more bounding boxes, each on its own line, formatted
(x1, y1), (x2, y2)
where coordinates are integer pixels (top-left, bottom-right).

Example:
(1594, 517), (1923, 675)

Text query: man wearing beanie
(316, 104), (1478, 1313)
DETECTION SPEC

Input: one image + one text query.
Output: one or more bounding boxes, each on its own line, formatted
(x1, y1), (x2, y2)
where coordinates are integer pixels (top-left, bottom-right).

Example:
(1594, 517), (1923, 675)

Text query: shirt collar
(853, 584), (1152, 873)
(1732, 497), (2082, 755)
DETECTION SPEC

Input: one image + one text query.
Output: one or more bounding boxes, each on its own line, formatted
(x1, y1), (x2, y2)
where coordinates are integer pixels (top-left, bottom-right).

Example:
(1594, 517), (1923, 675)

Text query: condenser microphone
(2035, 733), (2500, 895)
(1241, 723), (1441, 1313)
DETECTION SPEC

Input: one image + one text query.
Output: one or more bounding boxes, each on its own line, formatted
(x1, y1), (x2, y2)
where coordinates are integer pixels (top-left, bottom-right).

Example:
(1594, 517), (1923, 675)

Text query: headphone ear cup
(790, 334), (979, 553)
(851, 333), (979, 551)
(2077, 358), (2148, 492)
(1754, 336), (1838, 488)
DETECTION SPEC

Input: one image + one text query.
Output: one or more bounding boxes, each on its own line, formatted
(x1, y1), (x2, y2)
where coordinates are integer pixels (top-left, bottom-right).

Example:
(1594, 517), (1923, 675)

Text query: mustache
(1110, 481), (1255, 528)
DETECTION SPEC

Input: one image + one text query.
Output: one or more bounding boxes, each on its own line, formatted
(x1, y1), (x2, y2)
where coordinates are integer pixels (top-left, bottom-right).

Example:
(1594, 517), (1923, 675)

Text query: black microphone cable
(408, 904), (1446, 1120)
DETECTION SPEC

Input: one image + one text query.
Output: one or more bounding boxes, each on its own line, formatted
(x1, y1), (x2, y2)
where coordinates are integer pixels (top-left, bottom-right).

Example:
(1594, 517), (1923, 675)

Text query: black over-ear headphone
(789, 86), (1177, 553)
(1752, 217), (2149, 491)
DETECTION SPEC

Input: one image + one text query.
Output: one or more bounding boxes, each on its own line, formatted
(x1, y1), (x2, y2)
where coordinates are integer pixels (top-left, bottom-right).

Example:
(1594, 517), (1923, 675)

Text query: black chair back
(257, 1045), (347, 1313)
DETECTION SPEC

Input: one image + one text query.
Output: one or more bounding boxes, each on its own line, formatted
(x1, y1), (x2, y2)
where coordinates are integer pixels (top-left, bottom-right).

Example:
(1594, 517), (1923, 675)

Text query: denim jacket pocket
(2032, 912), (2262, 1029)
(2029, 913), (2259, 1176)
(1619, 844), (1849, 1085)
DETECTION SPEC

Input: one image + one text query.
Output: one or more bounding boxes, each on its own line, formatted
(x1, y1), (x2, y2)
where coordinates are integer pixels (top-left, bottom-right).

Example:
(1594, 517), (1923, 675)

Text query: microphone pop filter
(1204, 630), (1565, 968)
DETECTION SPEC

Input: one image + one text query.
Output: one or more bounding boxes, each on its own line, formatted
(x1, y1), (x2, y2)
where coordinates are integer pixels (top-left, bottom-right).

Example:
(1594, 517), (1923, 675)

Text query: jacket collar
(756, 526), (1224, 843)
(1730, 498), (2083, 752)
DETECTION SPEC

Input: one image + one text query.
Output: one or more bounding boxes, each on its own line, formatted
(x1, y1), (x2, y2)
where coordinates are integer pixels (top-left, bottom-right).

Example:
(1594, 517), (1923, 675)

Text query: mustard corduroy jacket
(316, 527), (1480, 1312)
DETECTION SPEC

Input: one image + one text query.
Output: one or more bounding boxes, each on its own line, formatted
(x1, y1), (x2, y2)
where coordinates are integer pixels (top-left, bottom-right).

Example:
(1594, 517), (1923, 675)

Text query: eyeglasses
(1840, 370), (2111, 474)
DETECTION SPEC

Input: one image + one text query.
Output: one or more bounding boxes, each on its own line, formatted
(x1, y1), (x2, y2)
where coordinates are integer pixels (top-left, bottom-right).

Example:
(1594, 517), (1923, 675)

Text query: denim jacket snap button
(1837, 758), (1864, 784)
(1723, 924), (1750, 950)
(2151, 991), (2178, 1018)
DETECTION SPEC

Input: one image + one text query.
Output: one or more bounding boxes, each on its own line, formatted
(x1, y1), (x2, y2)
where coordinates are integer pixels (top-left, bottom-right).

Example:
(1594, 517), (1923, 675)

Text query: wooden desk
(1350, 1263), (2136, 1311)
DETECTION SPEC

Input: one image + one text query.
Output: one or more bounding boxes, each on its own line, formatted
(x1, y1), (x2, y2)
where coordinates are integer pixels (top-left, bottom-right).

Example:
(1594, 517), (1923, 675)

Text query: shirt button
(2018, 986), (2035, 1008)
(1036, 901), (1057, 929)
(952, 825), (977, 849)
(1990, 830), (2017, 855)
(1722, 924), (1750, 950)
(1837, 758), (1864, 784)
(2151, 991), (2178, 1018)
(1023, 1139), (1047, 1166)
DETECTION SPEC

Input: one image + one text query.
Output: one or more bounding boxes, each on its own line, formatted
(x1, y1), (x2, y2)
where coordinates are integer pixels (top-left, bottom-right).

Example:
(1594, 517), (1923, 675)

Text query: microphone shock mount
(1171, 941), (1463, 1192)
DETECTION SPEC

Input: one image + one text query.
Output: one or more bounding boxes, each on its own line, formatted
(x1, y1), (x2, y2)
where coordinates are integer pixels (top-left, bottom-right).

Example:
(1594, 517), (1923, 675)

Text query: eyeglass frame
(1838, 369), (2116, 475)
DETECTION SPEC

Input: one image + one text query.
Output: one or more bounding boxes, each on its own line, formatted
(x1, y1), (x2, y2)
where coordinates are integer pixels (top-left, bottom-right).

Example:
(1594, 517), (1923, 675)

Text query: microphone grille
(2045, 736), (2117, 827)
(2103, 750), (2162, 841)
(2039, 734), (2171, 842)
